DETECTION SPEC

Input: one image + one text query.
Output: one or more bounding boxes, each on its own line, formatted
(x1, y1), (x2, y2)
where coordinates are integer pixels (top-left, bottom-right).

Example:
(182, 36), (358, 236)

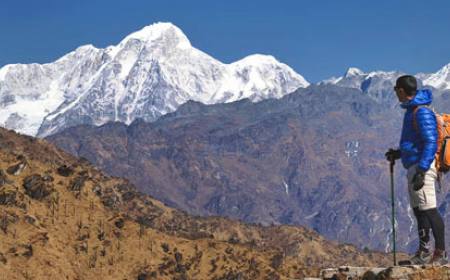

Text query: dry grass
(0, 128), (392, 279)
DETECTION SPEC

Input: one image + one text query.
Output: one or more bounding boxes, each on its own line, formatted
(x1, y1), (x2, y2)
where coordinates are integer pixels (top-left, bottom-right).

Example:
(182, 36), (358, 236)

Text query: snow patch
(305, 212), (319, 219)
(0, 65), (11, 81)
(385, 217), (392, 253)
(319, 76), (342, 85)
(406, 206), (415, 246)
(0, 80), (64, 135)
(282, 180), (289, 195)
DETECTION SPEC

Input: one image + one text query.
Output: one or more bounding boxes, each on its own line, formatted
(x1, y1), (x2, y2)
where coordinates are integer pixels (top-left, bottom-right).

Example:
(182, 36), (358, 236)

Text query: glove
(412, 169), (426, 191)
(385, 148), (401, 162)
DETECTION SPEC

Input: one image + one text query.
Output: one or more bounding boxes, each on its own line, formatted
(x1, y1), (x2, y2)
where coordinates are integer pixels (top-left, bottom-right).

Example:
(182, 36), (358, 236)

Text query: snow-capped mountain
(321, 63), (450, 105)
(0, 22), (309, 137)
(422, 63), (450, 90)
(322, 67), (366, 88)
(320, 67), (403, 105)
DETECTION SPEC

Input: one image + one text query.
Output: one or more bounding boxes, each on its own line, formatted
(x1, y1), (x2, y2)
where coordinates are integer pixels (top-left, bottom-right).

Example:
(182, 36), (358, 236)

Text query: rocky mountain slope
(47, 84), (423, 253)
(48, 83), (450, 253)
(0, 126), (395, 279)
(0, 22), (308, 137)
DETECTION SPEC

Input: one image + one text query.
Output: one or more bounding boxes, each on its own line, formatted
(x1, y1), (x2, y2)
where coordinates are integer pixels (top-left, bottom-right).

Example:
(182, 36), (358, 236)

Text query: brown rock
(23, 174), (54, 200)
(114, 218), (125, 229)
(0, 186), (25, 209)
(0, 170), (9, 186)
(6, 162), (27, 176)
(0, 186), (18, 206)
(68, 175), (88, 197)
(0, 252), (6, 264)
(56, 165), (74, 177)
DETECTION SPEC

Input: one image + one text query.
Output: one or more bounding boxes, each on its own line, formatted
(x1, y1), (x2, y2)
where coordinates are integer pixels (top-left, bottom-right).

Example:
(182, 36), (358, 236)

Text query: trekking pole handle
(390, 159), (395, 172)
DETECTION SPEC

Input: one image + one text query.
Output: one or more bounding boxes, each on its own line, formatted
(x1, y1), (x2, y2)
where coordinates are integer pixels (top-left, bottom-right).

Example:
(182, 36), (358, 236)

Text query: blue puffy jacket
(399, 89), (437, 171)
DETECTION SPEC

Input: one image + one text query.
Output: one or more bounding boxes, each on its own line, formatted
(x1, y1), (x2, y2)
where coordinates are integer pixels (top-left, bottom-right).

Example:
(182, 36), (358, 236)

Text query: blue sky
(1, 0), (450, 82)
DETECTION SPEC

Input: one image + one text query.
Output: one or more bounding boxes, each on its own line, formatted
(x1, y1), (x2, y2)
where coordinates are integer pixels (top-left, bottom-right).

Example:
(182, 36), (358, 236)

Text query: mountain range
(0, 22), (308, 137)
(1, 22), (450, 138)
(3, 22), (450, 255)
(47, 83), (450, 254)
(47, 82), (450, 253)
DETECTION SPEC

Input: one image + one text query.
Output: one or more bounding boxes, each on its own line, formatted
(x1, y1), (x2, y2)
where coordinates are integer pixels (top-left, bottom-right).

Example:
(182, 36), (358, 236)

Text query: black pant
(413, 207), (446, 251)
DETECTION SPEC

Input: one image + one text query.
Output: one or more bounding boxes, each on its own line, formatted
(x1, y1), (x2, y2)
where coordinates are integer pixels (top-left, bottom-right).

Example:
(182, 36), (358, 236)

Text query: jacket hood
(401, 89), (433, 109)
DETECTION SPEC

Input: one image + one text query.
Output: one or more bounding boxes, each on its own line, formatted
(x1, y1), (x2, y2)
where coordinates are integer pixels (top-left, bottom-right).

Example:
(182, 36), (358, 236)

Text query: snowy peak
(344, 67), (365, 77)
(320, 68), (403, 105)
(119, 22), (191, 50)
(324, 63), (450, 94)
(209, 54), (309, 103)
(74, 44), (98, 53)
(231, 54), (308, 84)
(232, 54), (280, 66)
(423, 63), (450, 90)
(230, 54), (309, 91)
(127, 22), (188, 41)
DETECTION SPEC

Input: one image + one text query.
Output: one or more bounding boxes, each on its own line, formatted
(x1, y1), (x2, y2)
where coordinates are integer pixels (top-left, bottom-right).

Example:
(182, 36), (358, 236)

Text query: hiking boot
(429, 249), (448, 266)
(408, 249), (432, 265)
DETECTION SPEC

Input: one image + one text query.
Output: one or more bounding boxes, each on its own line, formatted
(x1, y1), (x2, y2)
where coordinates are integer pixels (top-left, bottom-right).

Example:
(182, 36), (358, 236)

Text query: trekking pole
(389, 158), (397, 266)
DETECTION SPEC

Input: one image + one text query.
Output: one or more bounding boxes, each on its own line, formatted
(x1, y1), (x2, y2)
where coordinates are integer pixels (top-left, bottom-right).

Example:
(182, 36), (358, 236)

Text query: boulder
(6, 162), (27, 176)
(56, 165), (74, 177)
(0, 252), (6, 264)
(0, 170), (9, 186)
(0, 186), (18, 206)
(318, 265), (450, 280)
(68, 175), (87, 193)
(23, 174), (54, 200)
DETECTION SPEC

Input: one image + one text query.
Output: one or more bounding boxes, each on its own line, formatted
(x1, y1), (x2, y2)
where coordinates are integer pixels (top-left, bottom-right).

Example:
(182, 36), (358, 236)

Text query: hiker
(385, 75), (447, 265)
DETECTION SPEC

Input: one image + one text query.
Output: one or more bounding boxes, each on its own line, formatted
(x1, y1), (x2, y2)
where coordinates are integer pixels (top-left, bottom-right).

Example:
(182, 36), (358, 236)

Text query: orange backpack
(414, 107), (450, 173)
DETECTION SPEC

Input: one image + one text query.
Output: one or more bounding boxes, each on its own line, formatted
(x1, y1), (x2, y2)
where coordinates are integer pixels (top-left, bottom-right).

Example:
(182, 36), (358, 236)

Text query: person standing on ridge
(385, 75), (447, 265)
